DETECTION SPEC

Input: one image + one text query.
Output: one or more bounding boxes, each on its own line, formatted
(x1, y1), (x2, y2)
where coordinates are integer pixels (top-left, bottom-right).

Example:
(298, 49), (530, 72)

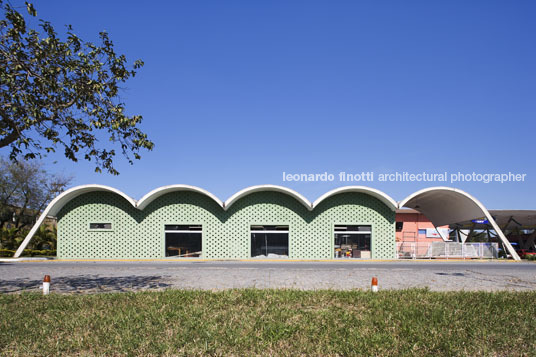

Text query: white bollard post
(43, 275), (50, 295)
(371, 277), (378, 292)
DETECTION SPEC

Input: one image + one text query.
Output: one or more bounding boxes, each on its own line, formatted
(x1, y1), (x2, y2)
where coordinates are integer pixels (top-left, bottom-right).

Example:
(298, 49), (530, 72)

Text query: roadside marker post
(43, 275), (50, 295)
(371, 277), (378, 292)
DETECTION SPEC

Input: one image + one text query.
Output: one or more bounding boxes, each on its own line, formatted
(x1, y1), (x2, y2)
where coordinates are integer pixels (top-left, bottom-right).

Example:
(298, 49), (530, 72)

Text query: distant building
(395, 209), (448, 243)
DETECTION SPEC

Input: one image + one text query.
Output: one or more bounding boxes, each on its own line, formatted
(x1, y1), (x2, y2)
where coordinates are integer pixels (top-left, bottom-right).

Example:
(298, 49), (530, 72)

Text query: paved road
(1, 260), (535, 293)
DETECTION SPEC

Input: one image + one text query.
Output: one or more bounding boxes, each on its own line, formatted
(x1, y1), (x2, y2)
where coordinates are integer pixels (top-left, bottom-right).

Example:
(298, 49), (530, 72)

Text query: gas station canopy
(454, 210), (536, 230)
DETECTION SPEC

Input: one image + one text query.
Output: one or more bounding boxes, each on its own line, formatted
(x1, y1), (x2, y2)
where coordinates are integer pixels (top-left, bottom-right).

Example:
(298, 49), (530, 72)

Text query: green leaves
(25, 2), (36, 17)
(0, 1), (153, 175)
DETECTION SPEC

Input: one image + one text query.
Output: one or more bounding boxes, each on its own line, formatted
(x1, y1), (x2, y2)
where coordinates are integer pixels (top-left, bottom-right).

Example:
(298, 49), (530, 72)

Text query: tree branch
(0, 108), (23, 148)
(0, 130), (20, 148)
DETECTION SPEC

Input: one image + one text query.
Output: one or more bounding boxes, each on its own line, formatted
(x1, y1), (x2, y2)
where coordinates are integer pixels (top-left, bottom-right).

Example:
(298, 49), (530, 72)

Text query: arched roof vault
(15, 185), (137, 257)
(313, 186), (397, 211)
(137, 185), (224, 210)
(223, 185), (312, 211)
(399, 187), (521, 261)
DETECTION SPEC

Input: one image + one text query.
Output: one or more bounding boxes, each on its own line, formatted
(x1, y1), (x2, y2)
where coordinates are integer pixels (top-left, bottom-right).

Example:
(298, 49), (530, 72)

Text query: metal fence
(396, 242), (499, 259)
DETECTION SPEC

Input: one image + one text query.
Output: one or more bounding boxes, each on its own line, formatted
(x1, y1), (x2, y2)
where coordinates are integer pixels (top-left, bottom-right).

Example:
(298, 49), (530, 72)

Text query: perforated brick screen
(57, 191), (395, 259)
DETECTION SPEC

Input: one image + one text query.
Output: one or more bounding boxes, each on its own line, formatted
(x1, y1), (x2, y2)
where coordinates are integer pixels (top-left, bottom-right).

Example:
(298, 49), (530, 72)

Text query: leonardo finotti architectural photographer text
(282, 171), (527, 184)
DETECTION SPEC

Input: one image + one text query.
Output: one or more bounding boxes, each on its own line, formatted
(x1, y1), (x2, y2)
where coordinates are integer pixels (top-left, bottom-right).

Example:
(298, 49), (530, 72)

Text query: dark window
(164, 225), (201, 231)
(251, 225), (289, 257)
(165, 225), (202, 257)
(334, 225), (371, 232)
(89, 223), (111, 230)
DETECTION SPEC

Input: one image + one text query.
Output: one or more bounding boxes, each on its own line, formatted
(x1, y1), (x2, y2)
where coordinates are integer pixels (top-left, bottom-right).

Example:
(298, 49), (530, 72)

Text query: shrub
(0, 249), (56, 257)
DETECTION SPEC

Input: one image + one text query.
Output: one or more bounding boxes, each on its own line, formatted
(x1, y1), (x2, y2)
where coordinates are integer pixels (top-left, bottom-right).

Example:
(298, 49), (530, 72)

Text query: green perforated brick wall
(57, 191), (395, 259)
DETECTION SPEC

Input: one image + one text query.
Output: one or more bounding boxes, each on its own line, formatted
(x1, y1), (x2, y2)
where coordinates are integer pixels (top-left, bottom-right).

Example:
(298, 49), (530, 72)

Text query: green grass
(1, 289), (535, 356)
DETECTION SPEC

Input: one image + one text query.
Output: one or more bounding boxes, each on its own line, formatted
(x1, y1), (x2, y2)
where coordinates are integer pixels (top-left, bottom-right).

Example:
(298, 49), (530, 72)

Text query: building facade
(14, 184), (523, 260)
(56, 187), (396, 259)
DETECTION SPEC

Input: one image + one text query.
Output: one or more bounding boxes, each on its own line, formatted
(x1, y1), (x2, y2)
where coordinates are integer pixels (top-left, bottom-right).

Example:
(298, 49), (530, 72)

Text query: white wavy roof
(313, 186), (397, 211)
(224, 185), (312, 211)
(137, 184), (224, 210)
(38, 184), (400, 216)
(14, 184), (520, 260)
(399, 186), (491, 227)
(47, 184), (137, 217)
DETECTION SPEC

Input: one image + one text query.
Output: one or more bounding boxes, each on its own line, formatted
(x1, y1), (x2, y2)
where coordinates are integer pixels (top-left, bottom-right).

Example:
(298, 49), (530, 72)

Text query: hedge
(0, 249), (56, 257)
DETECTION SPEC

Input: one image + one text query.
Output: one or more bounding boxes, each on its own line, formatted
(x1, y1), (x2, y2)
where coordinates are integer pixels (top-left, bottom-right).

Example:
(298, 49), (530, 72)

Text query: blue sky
(5, 1), (536, 208)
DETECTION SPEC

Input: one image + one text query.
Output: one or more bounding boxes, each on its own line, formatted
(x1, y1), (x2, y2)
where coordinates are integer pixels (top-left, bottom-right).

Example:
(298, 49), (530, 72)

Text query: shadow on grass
(0, 275), (171, 293)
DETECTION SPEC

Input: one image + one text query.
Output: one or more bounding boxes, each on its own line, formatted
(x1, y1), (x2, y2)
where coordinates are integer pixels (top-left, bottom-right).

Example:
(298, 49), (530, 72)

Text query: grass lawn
(1, 289), (535, 356)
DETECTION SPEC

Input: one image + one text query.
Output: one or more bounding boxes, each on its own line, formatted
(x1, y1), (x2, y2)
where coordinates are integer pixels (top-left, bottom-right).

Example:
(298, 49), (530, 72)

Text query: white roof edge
(136, 184), (224, 210)
(48, 184), (137, 216)
(398, 186), (488, 212)
(312, 186), (398, 211)
(224, 185), (313, 211)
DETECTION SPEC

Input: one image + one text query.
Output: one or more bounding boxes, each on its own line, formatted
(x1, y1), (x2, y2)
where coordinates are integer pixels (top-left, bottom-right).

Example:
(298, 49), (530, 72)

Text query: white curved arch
(399, 186), (491, 226)
(137, 184), (224, 210)
(224, 185), (312, 211)
(312, 186), (398, 211)
(14, 184), (137, 257)
(399, 186), (520, 261)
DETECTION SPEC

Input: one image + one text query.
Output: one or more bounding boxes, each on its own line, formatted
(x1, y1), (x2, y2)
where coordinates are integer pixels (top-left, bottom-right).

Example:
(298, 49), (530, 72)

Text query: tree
(30, 224), (56, 250)
(0, 157), (71, 230)
(0, 1), (154, 175)
(0, 226), (23, 250)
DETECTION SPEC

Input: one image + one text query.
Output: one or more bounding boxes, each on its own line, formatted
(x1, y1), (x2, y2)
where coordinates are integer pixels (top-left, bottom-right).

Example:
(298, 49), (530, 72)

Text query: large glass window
(165, 225), (202, 257)
(251, 225), (289, 258)
(334, 225), (371, 258)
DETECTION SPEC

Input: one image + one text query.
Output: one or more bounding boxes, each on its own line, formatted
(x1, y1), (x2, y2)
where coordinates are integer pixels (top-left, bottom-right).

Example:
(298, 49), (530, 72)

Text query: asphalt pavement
(1, 260), (535, 293)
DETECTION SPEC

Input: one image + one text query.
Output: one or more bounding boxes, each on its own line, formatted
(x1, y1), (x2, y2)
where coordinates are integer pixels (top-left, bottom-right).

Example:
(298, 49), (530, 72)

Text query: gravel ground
(1, 260), (535, 293)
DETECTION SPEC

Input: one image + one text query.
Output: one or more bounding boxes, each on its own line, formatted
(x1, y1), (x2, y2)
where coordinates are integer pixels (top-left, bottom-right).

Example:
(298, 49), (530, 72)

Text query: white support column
(14, 211), (48, 257)
(435, 226), (449, 241)
(485, 214), (521, 261)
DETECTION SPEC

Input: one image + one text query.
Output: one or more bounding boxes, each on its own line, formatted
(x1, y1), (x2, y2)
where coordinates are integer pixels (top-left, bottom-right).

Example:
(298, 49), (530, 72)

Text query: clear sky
(6, 0), (536, 209)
